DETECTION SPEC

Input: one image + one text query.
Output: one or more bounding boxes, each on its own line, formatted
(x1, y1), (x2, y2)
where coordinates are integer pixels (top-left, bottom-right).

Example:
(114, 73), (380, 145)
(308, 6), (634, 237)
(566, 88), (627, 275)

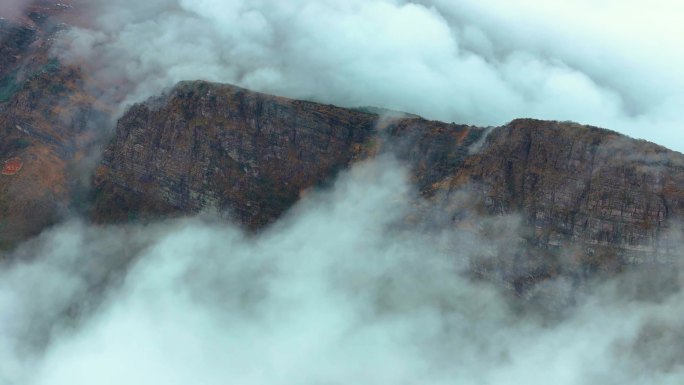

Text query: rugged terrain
(91, 80), (684, 286)
(91, 81), (377, 228)
(2, 2), (684, 290)
(0, 1), (108, 248)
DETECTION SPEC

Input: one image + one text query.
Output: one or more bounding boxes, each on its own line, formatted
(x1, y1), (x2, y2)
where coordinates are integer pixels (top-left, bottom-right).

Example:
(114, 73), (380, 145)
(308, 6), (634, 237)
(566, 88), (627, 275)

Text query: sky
(55, 0), (684, 151)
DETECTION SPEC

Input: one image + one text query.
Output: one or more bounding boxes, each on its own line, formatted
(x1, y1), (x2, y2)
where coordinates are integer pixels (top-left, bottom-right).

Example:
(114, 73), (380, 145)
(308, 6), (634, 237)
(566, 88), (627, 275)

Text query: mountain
(91, 80), (684, 288)
(1, 3), (684, 291)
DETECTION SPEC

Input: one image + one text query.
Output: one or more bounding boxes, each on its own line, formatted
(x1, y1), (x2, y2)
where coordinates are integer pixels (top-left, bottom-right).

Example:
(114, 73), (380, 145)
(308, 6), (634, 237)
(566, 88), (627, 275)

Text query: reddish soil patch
(2, 157), (23, 175)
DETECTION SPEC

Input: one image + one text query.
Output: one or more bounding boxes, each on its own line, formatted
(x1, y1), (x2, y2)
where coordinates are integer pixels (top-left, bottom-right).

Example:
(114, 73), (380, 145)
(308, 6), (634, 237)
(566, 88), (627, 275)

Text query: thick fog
(2, 158), (684, 384)
(56, 0), (684, 151)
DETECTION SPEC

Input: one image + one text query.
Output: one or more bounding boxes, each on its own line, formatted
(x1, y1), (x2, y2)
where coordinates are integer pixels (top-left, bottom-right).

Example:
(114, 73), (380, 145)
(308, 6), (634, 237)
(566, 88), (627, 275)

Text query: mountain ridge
(1, 5), (684, 293)
(89, 80), (684, 289)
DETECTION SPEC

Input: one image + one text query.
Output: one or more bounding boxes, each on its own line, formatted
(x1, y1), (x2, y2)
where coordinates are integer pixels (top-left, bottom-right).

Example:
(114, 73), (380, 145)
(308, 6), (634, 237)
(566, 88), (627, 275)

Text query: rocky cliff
(92, 81), (376, 228)
(447, 120), (684, 265)
(421, 119), (684, 289)
(93, 80), (684, 286)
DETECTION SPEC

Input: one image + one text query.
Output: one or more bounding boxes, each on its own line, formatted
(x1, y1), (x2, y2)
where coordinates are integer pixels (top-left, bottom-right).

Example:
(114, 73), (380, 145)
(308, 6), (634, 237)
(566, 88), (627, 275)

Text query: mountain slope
(93, 81), (684, 284)
(0, 3), (107, 248)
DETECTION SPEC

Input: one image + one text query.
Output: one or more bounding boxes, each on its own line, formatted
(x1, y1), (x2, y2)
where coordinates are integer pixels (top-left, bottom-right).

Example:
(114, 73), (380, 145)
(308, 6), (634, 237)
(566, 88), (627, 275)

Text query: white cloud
(0, 158), (683, 384)
(54, 0), (684, 151)
(429, 0), (684, 147)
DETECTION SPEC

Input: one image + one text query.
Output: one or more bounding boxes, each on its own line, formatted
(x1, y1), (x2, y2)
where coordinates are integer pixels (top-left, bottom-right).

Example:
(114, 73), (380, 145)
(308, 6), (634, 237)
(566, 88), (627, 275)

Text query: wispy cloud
(55, 0), (684, 151)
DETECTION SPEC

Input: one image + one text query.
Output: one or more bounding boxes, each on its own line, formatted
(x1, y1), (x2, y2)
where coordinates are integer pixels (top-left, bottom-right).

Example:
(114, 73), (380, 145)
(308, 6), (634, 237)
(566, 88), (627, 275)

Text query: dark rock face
(0, 21), (36, 81)
(93, 82), (492, 231)
(444, 120), (684, 268)
(379, 117), (485, 192)
(93, 81), (684, 283)
(93, 81), (376, 228)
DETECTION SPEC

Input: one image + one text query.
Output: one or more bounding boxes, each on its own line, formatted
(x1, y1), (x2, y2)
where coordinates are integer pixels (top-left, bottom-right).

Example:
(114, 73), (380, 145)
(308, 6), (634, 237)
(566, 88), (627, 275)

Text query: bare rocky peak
(91, 80), (684, 289)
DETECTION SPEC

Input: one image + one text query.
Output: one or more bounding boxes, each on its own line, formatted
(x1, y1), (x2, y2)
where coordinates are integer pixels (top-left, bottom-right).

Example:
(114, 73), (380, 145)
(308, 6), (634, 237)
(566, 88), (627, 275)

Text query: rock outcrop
(93, 81), (684, 285)
(92, 81), (376, 228)
(417, 119), (684, 288)
(445, 120), (684, 266)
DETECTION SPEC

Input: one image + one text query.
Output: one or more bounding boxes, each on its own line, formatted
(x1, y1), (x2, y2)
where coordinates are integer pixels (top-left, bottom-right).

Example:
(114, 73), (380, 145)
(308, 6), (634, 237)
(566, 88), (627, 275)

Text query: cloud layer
(2, 158), (684, 384)
(56, 0), (684, 151)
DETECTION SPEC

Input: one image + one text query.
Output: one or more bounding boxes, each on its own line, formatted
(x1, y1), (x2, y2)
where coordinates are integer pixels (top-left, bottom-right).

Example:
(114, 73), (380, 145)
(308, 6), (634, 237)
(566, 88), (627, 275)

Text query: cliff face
(92, 81), (376, 228)
(446, 120), (684, 264)
(93, 81), (684, 284)
(0, 2), (108, 248)
(92, 81), (492, 229)
(414, 119), (684, 288)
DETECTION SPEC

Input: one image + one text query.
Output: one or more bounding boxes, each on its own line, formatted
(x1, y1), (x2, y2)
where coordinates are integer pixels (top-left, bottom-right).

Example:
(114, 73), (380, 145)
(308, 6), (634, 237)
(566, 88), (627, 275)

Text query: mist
(55, 0), (684, 151)
(0, 0), (32, 18)
(0, 158), (683, 384)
